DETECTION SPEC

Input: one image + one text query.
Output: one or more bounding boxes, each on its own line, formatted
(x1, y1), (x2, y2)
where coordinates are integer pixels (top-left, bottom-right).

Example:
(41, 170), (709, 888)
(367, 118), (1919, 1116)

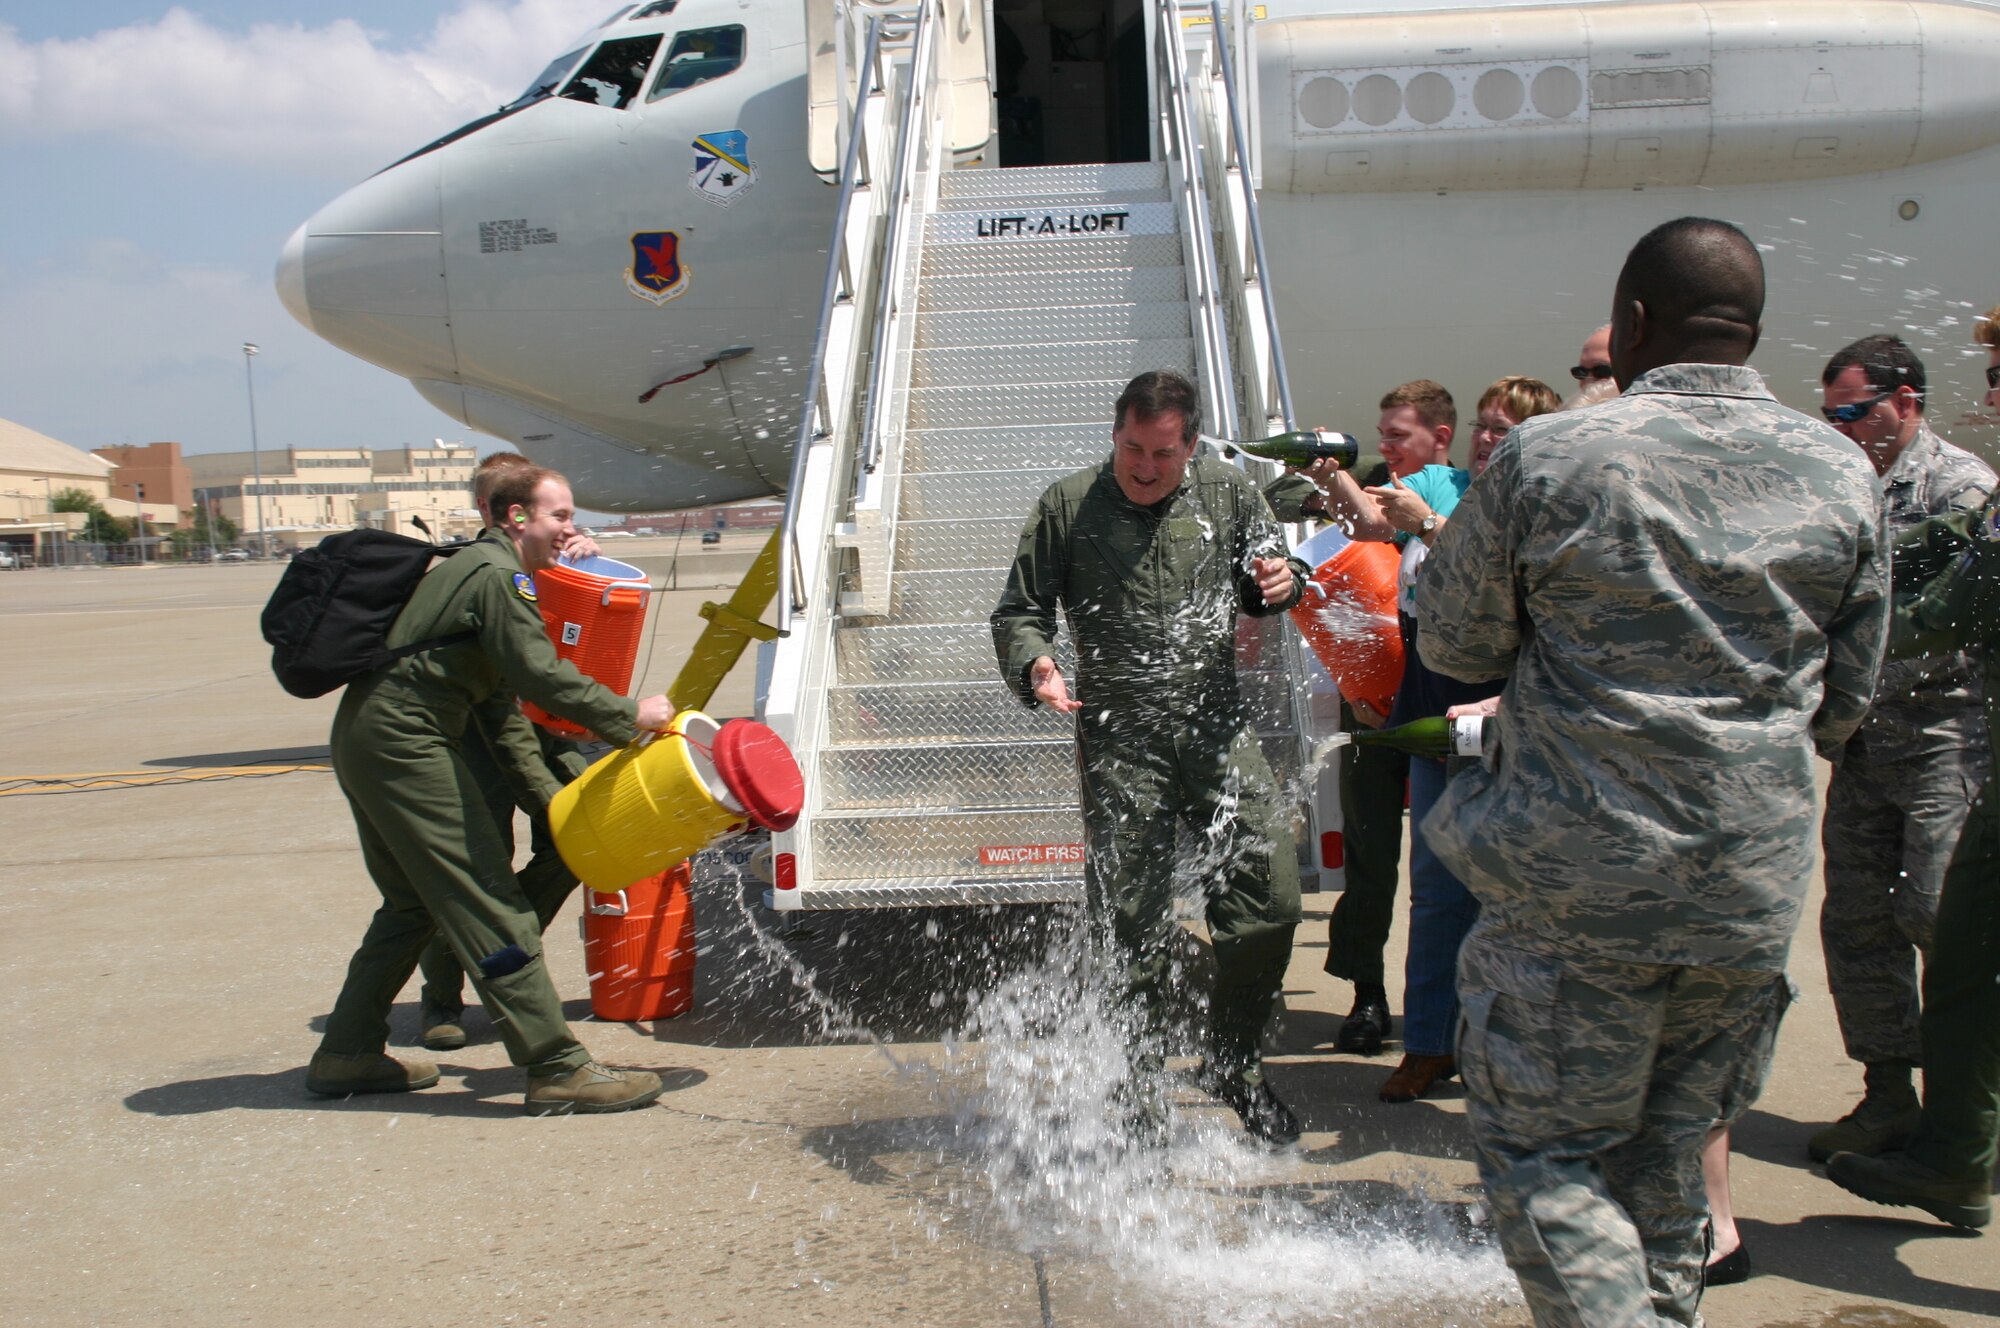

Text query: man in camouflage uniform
(1810, 335), (1994, 1162)
(1828, 308), (2000, 1230)
(992, 370), (1309, 1145)
(1416, 218), (1888, 1326)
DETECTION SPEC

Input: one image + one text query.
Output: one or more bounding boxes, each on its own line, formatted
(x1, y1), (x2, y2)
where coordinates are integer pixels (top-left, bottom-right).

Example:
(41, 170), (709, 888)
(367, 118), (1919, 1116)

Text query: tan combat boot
(524, 1061), (664, 1116)
(1807, 1062), (1920, 1162)
(306, 1049), (440, 1096)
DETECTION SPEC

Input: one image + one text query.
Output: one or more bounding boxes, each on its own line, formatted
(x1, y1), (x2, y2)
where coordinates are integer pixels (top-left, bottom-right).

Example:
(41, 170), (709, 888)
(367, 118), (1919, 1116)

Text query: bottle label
(1451, 715), (1486, 758)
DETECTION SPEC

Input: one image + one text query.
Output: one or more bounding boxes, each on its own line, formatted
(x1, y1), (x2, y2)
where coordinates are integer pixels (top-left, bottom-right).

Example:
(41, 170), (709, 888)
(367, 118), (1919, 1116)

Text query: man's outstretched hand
(1031, 656), (1083, 713)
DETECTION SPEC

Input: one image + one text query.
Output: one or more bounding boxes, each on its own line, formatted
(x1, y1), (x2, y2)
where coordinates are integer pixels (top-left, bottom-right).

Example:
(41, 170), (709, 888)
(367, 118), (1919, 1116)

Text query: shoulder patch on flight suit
(512, 572), (538, 602)
(1979, 504), (2000, 543)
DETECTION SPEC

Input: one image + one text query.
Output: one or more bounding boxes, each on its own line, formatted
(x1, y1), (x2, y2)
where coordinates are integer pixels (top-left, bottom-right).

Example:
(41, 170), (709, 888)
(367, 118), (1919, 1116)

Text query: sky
(0, 1), (616, 458)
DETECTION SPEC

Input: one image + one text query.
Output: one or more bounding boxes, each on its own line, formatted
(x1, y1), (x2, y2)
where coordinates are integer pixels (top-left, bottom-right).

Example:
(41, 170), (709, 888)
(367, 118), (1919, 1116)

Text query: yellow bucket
(549, 711), (749, 894)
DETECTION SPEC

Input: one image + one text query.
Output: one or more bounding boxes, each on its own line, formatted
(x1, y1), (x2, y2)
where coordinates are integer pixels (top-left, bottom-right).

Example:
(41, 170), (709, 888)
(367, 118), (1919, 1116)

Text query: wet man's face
(1112, 410), (1197, 505)
(1377, 405), (1450, 479)
(1822, 363), (1916, 475)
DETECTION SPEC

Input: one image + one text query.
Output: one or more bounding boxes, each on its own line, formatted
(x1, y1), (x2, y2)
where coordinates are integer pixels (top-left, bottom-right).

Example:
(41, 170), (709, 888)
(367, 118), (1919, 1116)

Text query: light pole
(243, 342), (268, 557)
(129, 480), (146, 563)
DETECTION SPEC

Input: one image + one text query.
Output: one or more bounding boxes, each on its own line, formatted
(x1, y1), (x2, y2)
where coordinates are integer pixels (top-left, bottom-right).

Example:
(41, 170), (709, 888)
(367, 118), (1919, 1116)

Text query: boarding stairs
(757, 0), (1322, 909)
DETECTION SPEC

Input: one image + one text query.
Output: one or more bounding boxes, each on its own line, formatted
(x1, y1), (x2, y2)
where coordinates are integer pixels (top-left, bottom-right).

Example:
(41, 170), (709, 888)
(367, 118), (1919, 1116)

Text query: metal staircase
(757, 0), (1317, 910)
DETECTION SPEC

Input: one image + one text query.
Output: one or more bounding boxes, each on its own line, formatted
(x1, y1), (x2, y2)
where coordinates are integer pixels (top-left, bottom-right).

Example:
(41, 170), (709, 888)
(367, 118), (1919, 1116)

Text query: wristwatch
(1419, 513), (1439, 534)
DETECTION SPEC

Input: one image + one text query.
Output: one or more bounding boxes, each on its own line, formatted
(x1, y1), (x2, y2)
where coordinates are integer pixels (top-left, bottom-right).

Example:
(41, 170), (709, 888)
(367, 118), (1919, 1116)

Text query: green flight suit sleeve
(473, 565), (642, 745)
(992, 487), (1067, 707)
(470, 696), (564, 813)
(1889, 502), (2000, 661)
(1263, 471), (1323, 524)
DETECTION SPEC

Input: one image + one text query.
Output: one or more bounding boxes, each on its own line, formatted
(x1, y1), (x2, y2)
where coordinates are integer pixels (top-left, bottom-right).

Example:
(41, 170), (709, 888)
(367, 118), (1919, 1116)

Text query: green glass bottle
(1346, 714), (1489, 759)
(1207, 429), (1361, 470)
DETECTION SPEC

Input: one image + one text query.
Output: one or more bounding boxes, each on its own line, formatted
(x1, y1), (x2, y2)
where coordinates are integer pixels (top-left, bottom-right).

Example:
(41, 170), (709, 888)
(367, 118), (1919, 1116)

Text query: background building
(187, 442), (482, 548)
(94, 443), (195, 526)
(0, 416), (179, 565)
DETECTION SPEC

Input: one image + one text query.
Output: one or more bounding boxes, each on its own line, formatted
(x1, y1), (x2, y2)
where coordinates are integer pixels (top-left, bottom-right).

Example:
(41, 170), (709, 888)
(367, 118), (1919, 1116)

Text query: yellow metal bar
(668, 528), (783, 712)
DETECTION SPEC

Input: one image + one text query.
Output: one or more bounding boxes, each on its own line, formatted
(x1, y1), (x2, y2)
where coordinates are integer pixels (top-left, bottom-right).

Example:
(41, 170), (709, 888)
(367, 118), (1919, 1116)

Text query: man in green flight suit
(1827, 306), (2000, 1228)
(415, 452), (589, 1052)
(991, 370), (1310, 1145)
(307, 463), (676, 1115)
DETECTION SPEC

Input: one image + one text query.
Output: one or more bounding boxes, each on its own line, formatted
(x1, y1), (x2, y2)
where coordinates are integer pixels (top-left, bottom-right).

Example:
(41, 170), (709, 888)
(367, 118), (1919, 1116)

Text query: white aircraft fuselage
(279, 0), (2000, 510)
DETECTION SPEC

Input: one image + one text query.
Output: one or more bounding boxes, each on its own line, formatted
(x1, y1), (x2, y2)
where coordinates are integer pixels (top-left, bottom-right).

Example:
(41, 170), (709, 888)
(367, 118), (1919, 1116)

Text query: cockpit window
(561, 35), (665, 109)
(647, 25), (746, 101)
(504, 47), (589, 111)
(631, 1), (679, 18)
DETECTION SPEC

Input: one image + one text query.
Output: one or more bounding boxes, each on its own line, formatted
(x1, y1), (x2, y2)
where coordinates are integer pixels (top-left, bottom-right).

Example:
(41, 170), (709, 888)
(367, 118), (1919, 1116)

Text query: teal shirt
(1389, 464), (1472, 544)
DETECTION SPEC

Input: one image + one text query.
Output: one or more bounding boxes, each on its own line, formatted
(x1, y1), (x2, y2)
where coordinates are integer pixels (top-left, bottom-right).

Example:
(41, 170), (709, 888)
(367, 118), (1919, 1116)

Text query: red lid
(711, 719), (804, 831)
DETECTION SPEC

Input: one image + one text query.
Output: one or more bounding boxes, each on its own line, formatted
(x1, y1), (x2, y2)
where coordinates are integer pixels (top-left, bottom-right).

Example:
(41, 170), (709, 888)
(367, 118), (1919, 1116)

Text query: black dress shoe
(1337, 986), (1391, 1055)
(1705, 1243), (1751, 1287)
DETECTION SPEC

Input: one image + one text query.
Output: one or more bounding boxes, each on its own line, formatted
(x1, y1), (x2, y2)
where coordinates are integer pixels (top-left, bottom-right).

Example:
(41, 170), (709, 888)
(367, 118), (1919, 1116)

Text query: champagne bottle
(1207, 429), (1361, 470)
(1345, 714), (1489, 759)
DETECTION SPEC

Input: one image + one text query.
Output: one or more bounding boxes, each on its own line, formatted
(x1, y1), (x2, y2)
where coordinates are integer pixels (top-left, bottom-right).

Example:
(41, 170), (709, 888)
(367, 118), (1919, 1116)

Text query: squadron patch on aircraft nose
(690, 130), (757, 208)
(624, 230), (691, 305)
(513, 572), (539, 602)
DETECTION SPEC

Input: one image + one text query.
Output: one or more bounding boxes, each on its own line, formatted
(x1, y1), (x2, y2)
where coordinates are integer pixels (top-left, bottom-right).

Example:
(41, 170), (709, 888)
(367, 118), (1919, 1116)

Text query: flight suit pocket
(1456, 947), (1561, 1130)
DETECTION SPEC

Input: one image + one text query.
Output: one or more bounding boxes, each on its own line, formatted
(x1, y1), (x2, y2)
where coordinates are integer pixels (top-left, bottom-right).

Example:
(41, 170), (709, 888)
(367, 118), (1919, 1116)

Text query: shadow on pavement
(146, 746), (331, 767)
(1734, 1212), (1999, 1320)
(124, 1064), (707, 1118)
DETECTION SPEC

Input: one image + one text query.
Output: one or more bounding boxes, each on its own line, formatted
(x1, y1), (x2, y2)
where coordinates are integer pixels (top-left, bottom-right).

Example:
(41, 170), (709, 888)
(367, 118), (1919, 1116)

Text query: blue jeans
(1404, 756), (1481, 1057)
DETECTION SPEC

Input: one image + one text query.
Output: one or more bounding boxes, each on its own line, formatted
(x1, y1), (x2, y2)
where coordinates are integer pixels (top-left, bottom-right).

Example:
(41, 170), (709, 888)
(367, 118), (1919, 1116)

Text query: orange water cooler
(581, 863), (697, 1021)
(522, 554), (651, 737)
(1289, 527), (1405, 718)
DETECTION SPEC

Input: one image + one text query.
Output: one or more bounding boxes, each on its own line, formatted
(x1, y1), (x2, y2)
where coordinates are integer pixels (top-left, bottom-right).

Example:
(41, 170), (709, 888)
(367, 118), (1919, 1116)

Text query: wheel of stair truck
(548, 710), (804, 894)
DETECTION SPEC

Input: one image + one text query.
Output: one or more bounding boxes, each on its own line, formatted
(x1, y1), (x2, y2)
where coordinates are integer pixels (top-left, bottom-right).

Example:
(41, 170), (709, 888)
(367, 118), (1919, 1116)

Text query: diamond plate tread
(901, 380), (1130, 430)
(778, 879), (1086, 908)
(938, 161), (1167, 201)
(909, 339), (1195, 391)
(919, 233), (1183, 276)
(833, 620), (1049, 684)
(810, 806), (1088, 881)
(916, 302), (1191, 349)
(818, 740), (1079, 811)
(904, 423), (1109, 473)
(900, 467), (1077, 522)
(918, 266), (1186, 312)
(891, 518), (1029, 572)
(885, 566), (1014, 624)
(825, 680), (1073, 745)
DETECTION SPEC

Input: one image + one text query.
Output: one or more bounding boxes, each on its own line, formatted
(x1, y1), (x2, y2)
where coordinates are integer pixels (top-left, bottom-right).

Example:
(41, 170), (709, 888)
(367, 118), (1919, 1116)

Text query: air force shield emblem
(624, 230), (690, 306)
(689, 130), (757, 208)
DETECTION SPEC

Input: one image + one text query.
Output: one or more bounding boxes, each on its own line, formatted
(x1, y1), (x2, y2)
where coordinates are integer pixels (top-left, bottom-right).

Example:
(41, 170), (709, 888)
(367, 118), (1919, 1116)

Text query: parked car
(0, 547), (22, 569)
(216, 548), (250, 562)
(700, 530), (722, 545)
(598, 529), (636, 539)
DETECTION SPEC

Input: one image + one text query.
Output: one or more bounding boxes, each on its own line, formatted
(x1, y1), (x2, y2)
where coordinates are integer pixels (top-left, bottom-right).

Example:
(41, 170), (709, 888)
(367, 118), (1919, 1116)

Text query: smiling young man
(991, 370), (1310, 1146)
(1809, 335), (1995, 1163)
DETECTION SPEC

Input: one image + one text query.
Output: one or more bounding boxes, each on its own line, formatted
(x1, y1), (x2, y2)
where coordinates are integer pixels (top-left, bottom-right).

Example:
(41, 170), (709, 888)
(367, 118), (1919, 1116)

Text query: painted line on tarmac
(0, 765), (332, 796)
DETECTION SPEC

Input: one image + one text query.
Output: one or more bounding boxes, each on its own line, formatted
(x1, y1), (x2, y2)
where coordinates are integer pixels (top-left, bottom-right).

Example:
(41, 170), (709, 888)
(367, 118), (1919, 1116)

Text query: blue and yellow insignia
(1980, 502), (2000, 543)
(624, 230), (690, 306)
(512, 572), (538, 602)
(690, 130), (757, 208)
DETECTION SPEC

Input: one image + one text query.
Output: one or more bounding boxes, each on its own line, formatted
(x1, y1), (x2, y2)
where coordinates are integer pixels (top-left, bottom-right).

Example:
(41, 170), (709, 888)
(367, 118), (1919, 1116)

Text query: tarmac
(1, 546), (1995, 1327)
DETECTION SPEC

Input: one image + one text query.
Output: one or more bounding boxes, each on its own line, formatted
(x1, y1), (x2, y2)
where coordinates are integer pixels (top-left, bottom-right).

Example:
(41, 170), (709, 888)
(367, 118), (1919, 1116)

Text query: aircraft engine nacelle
(1255, 0), (2000, 194)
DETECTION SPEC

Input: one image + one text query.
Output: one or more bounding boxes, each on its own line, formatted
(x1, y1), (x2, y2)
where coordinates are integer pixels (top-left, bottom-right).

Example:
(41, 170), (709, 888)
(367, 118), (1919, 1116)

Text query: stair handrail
(777, 12), (891, 638)
(1207, 0), (1295, 431)
(1154, 0), (1243, 442)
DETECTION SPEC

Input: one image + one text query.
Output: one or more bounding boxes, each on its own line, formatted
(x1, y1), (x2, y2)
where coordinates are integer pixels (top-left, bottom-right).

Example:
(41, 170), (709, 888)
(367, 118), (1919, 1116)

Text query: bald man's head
(1610, 218), (1764, 387)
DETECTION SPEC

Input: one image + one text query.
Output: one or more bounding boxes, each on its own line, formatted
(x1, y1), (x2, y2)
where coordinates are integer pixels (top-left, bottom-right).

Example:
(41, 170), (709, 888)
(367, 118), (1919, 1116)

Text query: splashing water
(698, 856), (1516, 1326)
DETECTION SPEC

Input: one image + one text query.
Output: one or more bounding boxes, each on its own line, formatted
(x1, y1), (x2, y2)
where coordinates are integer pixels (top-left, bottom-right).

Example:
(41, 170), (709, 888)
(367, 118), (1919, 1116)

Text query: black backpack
(260, 529), (475, 698)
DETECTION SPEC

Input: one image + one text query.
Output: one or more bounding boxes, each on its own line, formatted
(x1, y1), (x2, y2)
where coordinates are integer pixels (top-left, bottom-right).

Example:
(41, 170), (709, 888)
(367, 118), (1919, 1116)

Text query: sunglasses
(1569, 363), (1615, 382)
(1987, 363), (2000, 390)
(1821, 390), (1892, 425)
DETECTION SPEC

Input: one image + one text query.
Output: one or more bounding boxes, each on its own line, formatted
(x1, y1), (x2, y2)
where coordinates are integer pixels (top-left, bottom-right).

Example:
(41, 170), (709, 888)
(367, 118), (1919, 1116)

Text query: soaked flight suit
(1885, 496), (2000, 1186)
(319, 530), (639, 1077)
(992, 456), (1309, 1087)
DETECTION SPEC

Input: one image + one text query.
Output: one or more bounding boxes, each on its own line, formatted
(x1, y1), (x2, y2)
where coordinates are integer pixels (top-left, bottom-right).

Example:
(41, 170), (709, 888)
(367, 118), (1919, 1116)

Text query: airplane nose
(275, 223), (311, 332)
(275, 155), (457, 381)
